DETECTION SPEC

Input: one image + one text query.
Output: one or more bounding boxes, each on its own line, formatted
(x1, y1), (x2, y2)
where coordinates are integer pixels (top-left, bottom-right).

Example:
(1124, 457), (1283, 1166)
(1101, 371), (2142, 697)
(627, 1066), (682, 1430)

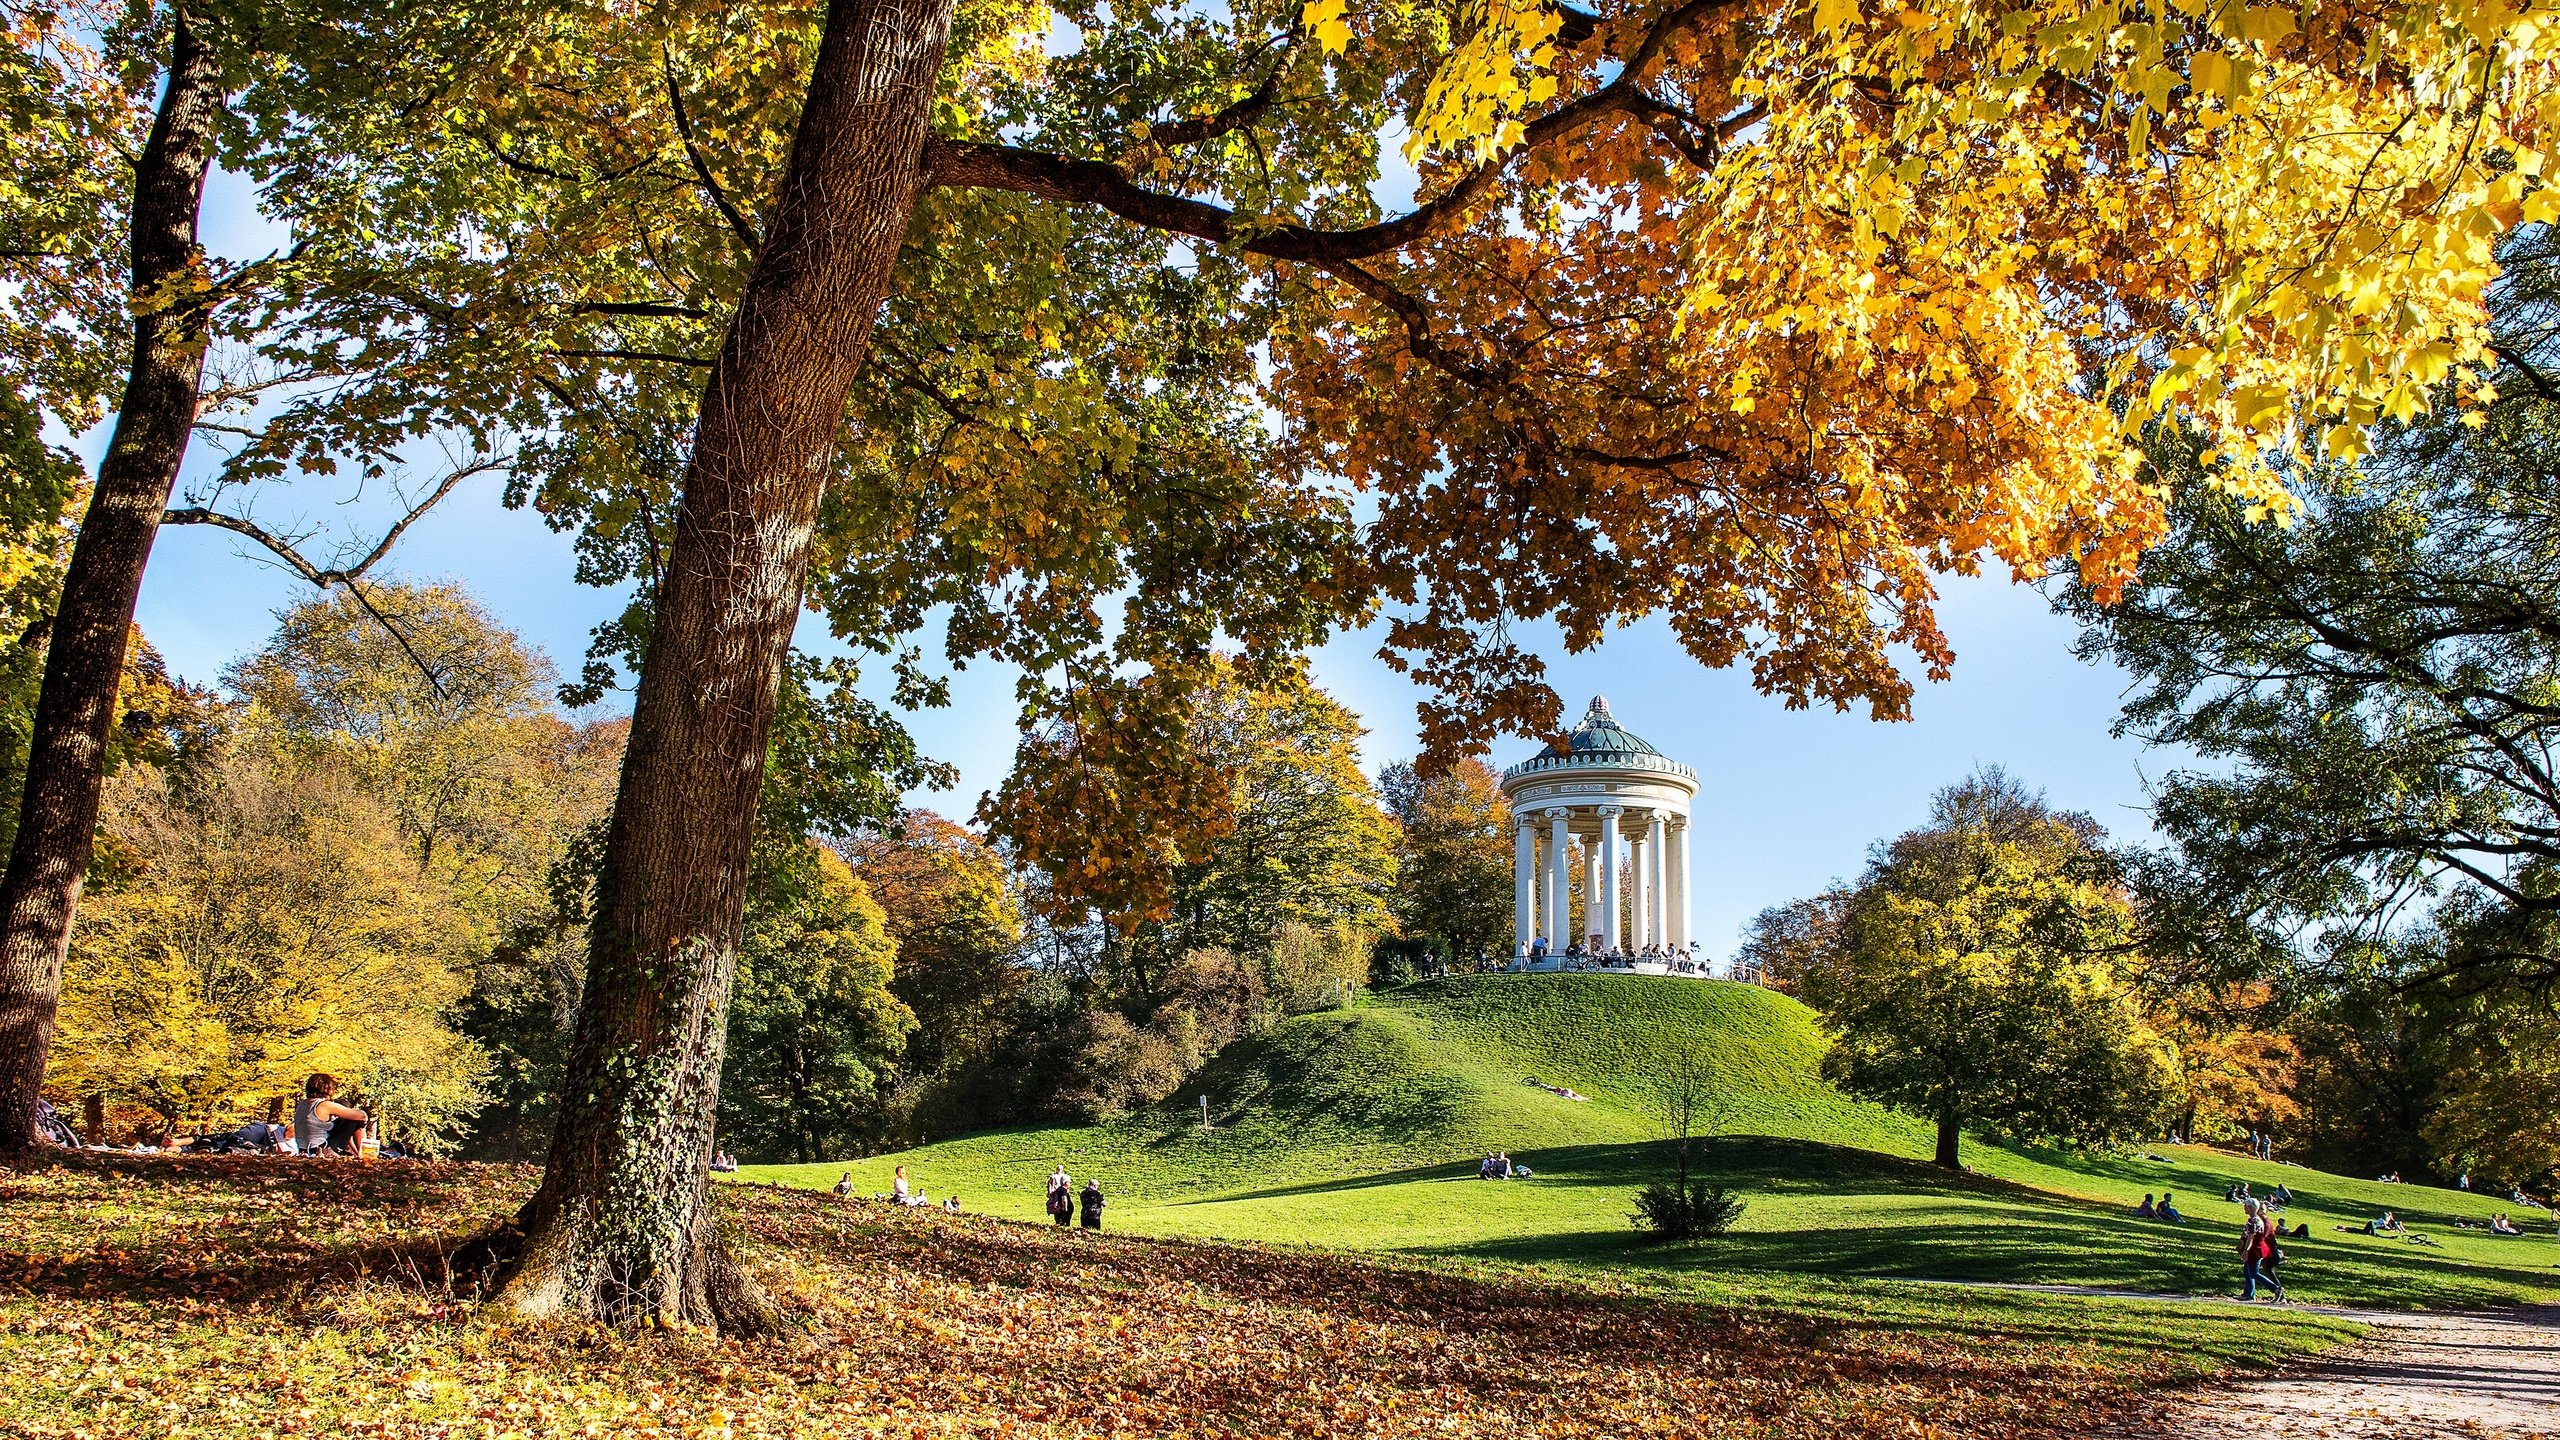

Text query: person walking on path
(1078, 1178), (1105, 1231)
(2241, 1198), (2287, 1302)
(1047, 1167), (1073, 1227)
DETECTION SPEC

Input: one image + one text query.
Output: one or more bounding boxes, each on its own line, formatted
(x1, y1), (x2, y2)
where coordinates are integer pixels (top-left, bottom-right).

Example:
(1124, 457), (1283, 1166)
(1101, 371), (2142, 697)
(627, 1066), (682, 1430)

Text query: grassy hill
(743, 975), (2560, 1316)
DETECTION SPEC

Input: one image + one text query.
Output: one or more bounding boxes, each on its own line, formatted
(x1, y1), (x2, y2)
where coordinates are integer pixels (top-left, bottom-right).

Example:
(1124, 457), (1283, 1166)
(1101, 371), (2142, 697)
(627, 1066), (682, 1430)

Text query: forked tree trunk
(484, 0), (959, 1328)
(0, 11), (226, 1152)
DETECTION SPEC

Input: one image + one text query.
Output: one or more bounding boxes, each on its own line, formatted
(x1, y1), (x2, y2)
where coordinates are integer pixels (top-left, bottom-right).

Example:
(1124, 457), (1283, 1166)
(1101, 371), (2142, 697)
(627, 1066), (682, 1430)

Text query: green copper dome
(1500, 696), (1695, 786)
(1546, 695), (1659, 761)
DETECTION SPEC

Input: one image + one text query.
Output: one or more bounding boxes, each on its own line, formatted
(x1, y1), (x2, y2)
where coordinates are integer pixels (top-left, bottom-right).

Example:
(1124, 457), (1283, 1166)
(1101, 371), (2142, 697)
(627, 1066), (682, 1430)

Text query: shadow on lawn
(1188, 1134), (2559, 1308)
(1193, 1135), (2022, 1206)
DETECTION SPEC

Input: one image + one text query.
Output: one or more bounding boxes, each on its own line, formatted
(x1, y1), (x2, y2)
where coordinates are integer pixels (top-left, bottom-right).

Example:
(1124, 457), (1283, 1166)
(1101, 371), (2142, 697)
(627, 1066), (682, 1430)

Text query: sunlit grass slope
(742, 974), (2560, 1314)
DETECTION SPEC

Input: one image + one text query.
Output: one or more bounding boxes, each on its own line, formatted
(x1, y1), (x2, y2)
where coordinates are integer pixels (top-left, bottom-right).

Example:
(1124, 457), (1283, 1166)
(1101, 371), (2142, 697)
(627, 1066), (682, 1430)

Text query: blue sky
(116, 168), (2180, 965)
(133, 480), (2171, 961)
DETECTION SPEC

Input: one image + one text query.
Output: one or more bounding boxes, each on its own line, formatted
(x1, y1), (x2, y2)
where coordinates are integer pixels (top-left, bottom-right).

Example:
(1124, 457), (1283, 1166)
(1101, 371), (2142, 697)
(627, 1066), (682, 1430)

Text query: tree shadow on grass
(1178, 1134), (2560, 1309)
(1122, 1012), (1480, 1157)
(1189, 1135), (2030, 1206)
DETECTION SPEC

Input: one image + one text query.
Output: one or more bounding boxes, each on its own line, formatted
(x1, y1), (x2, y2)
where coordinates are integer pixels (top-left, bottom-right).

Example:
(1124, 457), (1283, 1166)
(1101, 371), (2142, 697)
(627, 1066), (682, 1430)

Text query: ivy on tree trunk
(482, 0), (960, 1329)
(0, 8), (226, 1152)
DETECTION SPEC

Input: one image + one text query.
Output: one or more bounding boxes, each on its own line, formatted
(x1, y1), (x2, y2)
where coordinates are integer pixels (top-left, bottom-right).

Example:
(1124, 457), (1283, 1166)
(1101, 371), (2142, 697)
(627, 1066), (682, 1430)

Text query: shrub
(1631, 1179), (1747, 1242)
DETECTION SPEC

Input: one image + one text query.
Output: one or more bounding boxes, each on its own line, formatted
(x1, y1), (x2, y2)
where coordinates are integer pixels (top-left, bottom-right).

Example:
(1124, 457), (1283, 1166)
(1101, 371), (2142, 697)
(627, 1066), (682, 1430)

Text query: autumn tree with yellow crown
(172, 0), (2544, 1330)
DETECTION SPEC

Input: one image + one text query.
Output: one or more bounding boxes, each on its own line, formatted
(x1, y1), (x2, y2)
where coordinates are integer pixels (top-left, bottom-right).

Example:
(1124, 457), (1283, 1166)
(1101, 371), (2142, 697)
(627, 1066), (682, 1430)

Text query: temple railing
(1499, 750), (1699, 785)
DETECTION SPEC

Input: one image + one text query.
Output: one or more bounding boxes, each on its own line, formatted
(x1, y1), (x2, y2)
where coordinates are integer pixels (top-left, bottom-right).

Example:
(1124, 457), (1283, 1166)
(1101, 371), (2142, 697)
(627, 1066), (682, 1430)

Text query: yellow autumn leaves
(1305, 0), (1562, 161)
(1306, 0), (2560, 519)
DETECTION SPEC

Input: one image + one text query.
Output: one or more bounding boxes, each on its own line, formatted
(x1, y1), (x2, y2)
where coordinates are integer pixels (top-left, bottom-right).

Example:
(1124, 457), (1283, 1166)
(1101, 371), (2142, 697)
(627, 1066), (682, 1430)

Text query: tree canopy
(1380, 756), (1514, 969)
(1750, 769), (2176, 1166)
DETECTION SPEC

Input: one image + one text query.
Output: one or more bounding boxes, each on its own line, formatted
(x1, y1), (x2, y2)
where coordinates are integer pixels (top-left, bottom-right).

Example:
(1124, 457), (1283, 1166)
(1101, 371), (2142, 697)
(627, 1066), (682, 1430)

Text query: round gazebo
(1497, 696), (1700, 967)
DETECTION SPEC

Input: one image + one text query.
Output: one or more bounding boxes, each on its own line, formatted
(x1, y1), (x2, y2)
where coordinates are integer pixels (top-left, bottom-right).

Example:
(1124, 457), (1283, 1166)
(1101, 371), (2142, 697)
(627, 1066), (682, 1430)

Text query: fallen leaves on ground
(1, 1153), (2191, 1438)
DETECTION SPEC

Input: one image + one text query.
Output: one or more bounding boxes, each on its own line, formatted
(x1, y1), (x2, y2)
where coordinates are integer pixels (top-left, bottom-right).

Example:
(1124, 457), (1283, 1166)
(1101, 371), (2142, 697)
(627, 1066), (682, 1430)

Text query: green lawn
(740, 975), (2560, 1327)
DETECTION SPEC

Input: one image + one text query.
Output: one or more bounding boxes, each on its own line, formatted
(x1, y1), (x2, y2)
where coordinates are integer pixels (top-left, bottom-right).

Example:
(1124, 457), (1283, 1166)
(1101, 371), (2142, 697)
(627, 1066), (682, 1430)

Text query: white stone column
(1647, 811), (1669, 950)
(1514, 820), (1536, 956)
(1546, 809), (1571, 949)
(1597, 806), (1623, 951)
(1629, 830), (1650, 949)
(1670, 820), (1691, 950)
(1582, 842), (1602, 947)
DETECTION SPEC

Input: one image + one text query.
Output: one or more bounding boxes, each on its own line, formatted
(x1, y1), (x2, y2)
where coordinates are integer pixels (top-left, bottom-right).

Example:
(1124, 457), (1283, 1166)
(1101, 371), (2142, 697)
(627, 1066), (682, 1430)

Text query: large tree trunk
(0, 11), (226, 1153)
(484, 0), (958, 1329)
(1933, 1109), (1961, 1169)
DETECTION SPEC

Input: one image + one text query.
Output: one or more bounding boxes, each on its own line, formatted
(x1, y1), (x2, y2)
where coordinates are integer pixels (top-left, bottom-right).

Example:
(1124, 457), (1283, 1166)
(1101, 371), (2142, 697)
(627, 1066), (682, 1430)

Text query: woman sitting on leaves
(293, 1074), (368, 1157)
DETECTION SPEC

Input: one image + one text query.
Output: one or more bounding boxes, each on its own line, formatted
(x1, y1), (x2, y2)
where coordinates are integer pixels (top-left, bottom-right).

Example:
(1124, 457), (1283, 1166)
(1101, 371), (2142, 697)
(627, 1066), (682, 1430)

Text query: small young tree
(1632, 1038), (1744, 1241)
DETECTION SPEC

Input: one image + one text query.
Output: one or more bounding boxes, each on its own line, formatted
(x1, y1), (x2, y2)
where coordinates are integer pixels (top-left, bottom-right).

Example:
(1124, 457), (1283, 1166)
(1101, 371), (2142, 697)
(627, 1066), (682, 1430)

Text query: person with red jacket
(2240, 1198), (2287, 1302)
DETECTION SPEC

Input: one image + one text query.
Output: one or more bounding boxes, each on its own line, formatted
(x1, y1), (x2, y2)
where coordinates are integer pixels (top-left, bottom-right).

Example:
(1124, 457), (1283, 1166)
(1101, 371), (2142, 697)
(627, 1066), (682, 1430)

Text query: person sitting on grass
(292, 1075), (368, 1157)
(2493, 1213), (2524, 1236)
(2157, 1192), (2187, 1224)
(832, 1173), (852, 1199)
(2361, 1211), (2404, 1236)
(2271, 1184), (2294, 1208)
(2136, 1193), (2157, 1219)
(942, 1195), (963, 1214)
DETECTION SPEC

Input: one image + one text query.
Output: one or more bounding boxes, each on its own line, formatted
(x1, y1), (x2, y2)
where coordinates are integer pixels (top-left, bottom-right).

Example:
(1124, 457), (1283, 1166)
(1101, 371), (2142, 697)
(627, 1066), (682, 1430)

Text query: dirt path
(2151, 1304), (2560, 1440)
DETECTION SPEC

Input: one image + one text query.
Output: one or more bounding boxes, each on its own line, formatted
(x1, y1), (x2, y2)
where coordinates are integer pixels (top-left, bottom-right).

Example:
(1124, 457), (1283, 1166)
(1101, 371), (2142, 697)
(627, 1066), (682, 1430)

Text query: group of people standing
(1048, 1166), (1105, 1229)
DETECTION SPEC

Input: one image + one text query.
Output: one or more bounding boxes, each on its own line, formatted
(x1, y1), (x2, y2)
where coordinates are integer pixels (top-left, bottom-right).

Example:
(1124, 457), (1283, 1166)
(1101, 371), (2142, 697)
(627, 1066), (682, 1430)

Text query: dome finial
(1587, 695), (1612, 719)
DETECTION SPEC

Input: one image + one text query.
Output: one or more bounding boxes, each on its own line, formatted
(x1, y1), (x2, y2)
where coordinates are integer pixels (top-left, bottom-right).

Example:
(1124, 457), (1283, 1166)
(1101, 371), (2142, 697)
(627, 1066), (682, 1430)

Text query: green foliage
(1631, 1179), (1746, 1242)
(1265, 919), (1366, 1015)
(718, 843), (917, 1162)
(0, 383), (86, 852)
(841, 811), (1026, 1141)
(1047, 947), (1264, 1121)
(1379, 757), (1513, 967)
(1759, 769), (2178, 1162)
(2058, 229), (2560, 1190)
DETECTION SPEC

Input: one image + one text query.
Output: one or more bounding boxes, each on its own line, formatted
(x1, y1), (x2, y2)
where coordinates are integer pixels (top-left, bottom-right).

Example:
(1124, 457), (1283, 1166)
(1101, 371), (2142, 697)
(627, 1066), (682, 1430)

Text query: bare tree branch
(161, 455), (509, 696)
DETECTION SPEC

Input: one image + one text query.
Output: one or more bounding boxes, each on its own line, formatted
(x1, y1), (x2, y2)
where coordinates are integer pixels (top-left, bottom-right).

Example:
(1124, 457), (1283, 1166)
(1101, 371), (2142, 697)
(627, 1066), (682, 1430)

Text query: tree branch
(1147, 51), (1292, 148)
(925, 0), (1744, 265)
(161, 456), (508, 694)
(553, 346), (714, 368)
(664, 46), (765, 257)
